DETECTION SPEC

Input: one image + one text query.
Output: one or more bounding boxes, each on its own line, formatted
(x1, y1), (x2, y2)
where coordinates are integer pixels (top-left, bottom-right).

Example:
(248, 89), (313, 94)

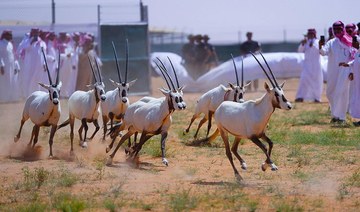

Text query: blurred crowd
(0, 28), (101, 103)
(181, 34), (219, 79)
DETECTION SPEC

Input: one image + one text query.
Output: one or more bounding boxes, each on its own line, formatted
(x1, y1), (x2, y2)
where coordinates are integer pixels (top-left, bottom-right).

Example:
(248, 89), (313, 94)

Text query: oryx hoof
(235, 173), (243, 181)
(106, 157), (113, 166)
(70, 150), (75, 157)
(241, 162), (247, 170)
(261, 162), (268, 172)
(14, 136), (19, 143)
(270, 163), (278, 171)
(162, 158), (169, 166)
(48, 155), (54, 159)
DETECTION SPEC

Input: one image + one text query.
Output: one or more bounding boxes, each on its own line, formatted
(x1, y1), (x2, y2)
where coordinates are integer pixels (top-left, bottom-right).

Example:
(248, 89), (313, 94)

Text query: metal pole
(97, 5), (101, 57)
(51, 0), (55, 24)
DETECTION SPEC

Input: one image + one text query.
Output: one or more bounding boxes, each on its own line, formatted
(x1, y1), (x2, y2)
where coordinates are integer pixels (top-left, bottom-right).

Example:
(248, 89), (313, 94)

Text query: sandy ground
(0, 76), (359, 211)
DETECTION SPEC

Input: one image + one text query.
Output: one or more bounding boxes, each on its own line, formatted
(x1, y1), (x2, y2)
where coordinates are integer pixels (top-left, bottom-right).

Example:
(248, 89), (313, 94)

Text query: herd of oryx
(13, 40), (292, 181)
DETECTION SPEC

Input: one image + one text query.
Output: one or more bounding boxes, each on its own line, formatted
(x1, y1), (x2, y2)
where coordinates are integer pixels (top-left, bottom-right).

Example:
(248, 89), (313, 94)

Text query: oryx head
(88, 55), (106, 102)
(155, 57), (186, 111)
(228, 54), (250, 103)
(110, 40), (137, 103)
(41, 47), (62, 105)
(250, 52), (292, 110)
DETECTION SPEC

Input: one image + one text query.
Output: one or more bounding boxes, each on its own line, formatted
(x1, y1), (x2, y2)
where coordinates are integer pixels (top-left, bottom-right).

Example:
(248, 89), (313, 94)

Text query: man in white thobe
(295, 28), (323, 103)
(0, 30), (20, 103)
(319, 21), (357, 123)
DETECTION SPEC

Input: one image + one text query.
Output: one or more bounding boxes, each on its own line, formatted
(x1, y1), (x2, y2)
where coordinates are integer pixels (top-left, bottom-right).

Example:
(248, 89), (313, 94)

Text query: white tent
(150, 52), (328, 92)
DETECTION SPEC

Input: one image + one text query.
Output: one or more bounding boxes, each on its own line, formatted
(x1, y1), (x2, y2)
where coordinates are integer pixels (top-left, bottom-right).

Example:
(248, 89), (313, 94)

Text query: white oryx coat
(347, 50), (360, 119)
(320, 38), (355, 120)
(296, 38), (323, 101)
(0, 39), (20, 102)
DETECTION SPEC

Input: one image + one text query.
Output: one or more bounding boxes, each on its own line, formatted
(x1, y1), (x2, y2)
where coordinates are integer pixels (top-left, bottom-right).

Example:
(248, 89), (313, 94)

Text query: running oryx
(208, 52), (292, 181)
(101, 40), (136, 140)
(184, 55), (249, 139)
(14, 48), (62, 157)
(58, 55), (106, 153)
(106, 57), (186, 166)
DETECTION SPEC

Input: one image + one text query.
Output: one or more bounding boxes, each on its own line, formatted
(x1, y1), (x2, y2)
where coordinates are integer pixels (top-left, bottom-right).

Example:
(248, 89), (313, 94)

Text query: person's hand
(300, 39), (307, 45)
(0, 66), (4, 75)
(319, 40), (325, 49)
(349, 73), (354, 81)
(339, 62), (349, 67)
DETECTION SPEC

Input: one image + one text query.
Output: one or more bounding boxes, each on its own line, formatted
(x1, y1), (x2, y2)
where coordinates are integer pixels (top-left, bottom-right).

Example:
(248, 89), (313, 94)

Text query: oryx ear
(279, 81), (285, 88)
(159, 88), (170, 96)
(57, 81), (62, 88)
(264, 82), (271, 92)
(86, 84), (95, 89)
(109, 79), (118, 87)
(178, 85), (186, 92)
(38, 82), (50, 89)
(128, 79), (137, 87)
(228, 83), (236, 89)
(245, 81), (251, 87)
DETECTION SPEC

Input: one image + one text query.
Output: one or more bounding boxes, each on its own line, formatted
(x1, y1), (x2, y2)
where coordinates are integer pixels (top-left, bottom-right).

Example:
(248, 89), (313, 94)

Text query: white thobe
(0, 40), (20, 102)
(348, 51), (360, 119)
(18, 38), (47, 97)
(296, 38), (323, 101)
(46, 40), (58, 81)
(59, 45), (77, 98)
(320, 38), (355, 120)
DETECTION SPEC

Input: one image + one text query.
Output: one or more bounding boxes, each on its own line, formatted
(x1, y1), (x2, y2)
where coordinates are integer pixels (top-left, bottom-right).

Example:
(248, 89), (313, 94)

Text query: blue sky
(0, 0), (359, 44)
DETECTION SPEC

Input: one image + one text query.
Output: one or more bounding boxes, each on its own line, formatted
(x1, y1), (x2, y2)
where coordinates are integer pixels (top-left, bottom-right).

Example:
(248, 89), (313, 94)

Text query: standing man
(295, 28), (323, 103)
(0, 30), (20, 102)
(240, 32), (261, 91)
(319, 21), (357, 124)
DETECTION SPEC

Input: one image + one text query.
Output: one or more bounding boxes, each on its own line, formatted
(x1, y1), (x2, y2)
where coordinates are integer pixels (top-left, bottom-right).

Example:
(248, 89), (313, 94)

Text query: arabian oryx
(14, 48), (62, 157)
(57, 55), (106, 152)
(207, 52), (292, 181)
(106, 57), (186, 166)
(101, 41), (136, 140)
(184, 55), (250, 139)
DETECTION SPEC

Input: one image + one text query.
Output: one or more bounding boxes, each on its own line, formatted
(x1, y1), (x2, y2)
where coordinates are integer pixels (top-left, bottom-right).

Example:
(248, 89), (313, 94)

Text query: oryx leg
(89, 119), (100, 140)
(250, 137), (277, 171)
(80, 118), (89, 147)
(231, 137), (247, 170)
(69, 117), (75, 155)
(27, 125), (36, 146)
(206, 128), (219, 143)
(260, 134), (277, 171)
(32, 125), (40, 148)
(206, 111), (214, 138)
(78, 125), (83, 141)
(184, 114), (198, 134)
(14, 119), (26, 142)
(131, 133), (152, 158)
(48, 124), (57, 157)
(106, 123), (124, 153)
(126, 132), (139, 154)
(102, 115), (109, 140)
(219, 128), (242, 181)
(194, 117), (207, 139)
(106, 131), (134, 165)
(160, 131), (169, 166)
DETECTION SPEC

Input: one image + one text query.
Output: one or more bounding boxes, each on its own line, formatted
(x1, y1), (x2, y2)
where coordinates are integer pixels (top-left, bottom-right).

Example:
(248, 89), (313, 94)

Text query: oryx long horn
(56, 51), (60, 85)
(125, 39), (129, 84)
(167, 56), (180, 88)
(111, 41), (123, 83)
(230, 54), (240, 87)
(249, 52), (275, 88)
(154, 61), (171, 90)
(41, 47), (53, 85)
(94, 58), (103, 83)
(156, 57), (176, 91)
(87, 55), (98, 82)
(259, 52), (279, 88)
